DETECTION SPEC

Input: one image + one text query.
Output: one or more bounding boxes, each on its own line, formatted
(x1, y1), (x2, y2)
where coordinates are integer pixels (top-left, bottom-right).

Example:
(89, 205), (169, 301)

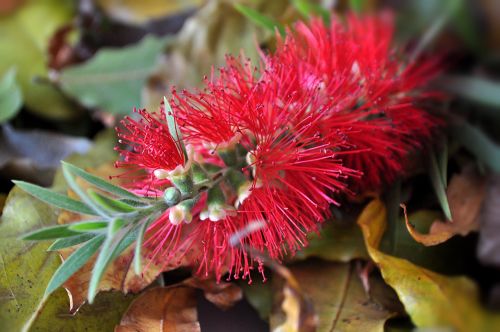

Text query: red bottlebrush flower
(144, 201), (264, 283)
(114, 108), (185, 195)
(271, 13), (441, 191)
(114, 13), (442, 284)
(172, 56), (259, 147)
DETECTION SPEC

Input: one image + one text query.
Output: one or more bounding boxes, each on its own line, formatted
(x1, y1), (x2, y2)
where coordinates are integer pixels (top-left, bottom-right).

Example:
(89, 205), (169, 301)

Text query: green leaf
(61, 161), (142, 201)
(349, 0), (368, 13)
(68, 220), (108, 232)
(13, 180), (96, 215)
(291, 0), (330, 24)
(45, 235), (105, 296)
(88, 225), (136, 303)
(241, 281), (273, 321)
(428, 147), (452, 220)
(30, 288), (136, 331)
(22, 224), (80, 240)
(0, 68), (22, 122)
(441, 76), (500, 111)
(234, 4), (285, 37)
(0, 0), (76, 120)
(409, 0), (461, 61)
(0, 187), (62, 331)
(163, 96), (188, 159)
(52, 130), (118, 190)
(120, 198), (149, 207)
(61, 163), (111, 218)
(59, 36), (172, 114)
(133, 215), (156, 275)
(296, 217), (368, 262)
(48, 233), (96, 251)
(451, 122), (500, 173)
(87, 188), (137, 213)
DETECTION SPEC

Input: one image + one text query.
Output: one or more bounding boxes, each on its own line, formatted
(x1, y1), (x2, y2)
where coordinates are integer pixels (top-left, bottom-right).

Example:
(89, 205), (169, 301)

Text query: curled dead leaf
(404, 167), (485, 246)
(183, 278), (242, 311)
(269, 265), (317, 332)
(116, 286), (200, 332)
(273, 261), (397, 332)
(358, 199), (500, 332)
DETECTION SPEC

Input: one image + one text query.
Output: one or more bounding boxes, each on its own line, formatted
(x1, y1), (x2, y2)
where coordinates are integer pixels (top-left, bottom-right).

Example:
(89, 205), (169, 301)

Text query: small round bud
(163, 187), (181, 206)
(154, 169), (170, 179)
(168, 205), (193, 225)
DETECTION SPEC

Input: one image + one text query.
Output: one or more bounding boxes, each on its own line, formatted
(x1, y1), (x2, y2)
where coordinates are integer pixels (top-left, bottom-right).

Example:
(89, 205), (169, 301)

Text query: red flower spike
(172, 56), (259, 147)
(270, 13), (441, 191)
(115, 12), (442, 283)
(144, 208), (264, 283)
(114, 108), (185, 194)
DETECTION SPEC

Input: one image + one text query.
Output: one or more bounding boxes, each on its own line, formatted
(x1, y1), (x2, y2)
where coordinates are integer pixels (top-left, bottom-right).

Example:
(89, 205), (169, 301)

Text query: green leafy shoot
(13, 180), (96, 215)
(60, 161), (143, 201)
(87, 188), (136, 213)
(45, 235), (106, 297)
(234, 4), (286, 37)
(22, 225), (81, 241)
(292, 0), (330, 24)
(47, 233), (96, 251)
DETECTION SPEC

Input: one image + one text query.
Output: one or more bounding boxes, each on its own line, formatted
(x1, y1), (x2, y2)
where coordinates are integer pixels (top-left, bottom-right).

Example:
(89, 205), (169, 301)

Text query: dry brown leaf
(358, 199), (500, 332)
(270, 265), (317, 332)
(183, 278), (242, 311)
(115, 286), (200, 332)
(405, 168), (486, 246)
(479, 0), (500, 50)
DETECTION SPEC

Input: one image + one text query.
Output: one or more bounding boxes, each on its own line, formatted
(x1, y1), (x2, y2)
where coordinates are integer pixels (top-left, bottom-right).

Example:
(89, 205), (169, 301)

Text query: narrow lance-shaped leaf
(134, 214), (157, 275)
(88, 221), (137, 303)
(61, 161), (143, 201)
(13, 180), (96, 215)
(68, 220), (108, 232)
(349, 0), (369, 13)
(22, 225), (81, 240)
(451, 123), (500, 173)
(61, 163), (111, 218)
(163, 96), (188, 160)
(48, 233), (96, 251)
(292, 0), (330, 24)
(234, 4), (286, 37)
(87, 188), (136, 213)
(45, 235), (106, 297)
(428, 147), (452, 220)
(442, 76), (500, 111)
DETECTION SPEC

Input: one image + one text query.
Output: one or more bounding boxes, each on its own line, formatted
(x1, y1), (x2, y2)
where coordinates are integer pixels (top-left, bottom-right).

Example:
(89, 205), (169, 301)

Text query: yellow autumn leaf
(358, 199), (500, 332)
